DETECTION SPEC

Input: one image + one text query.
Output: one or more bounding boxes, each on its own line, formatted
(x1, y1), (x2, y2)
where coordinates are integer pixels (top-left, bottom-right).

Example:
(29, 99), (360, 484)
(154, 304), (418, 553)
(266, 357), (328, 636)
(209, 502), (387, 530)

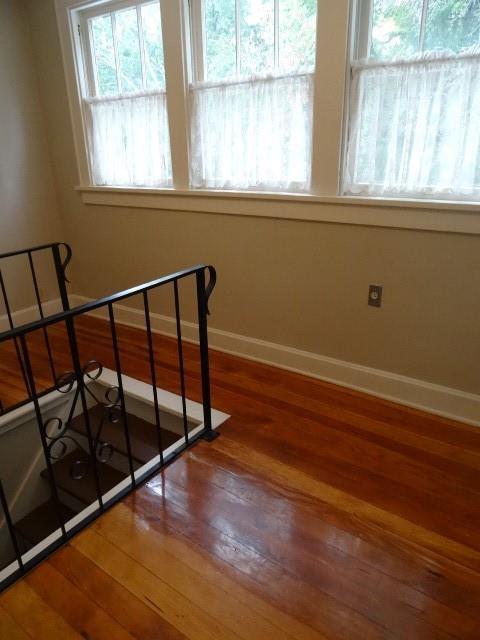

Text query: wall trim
(70, 293), (480, 427)
(0, 299), (64, 333)
(2, 295), (478, 425)
(77, 186), (480, 235)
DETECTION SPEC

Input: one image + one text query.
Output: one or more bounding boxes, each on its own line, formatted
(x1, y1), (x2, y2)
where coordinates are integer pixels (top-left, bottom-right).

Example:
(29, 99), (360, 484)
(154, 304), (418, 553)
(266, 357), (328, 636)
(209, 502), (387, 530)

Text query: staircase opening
(0, 243), (228, 591)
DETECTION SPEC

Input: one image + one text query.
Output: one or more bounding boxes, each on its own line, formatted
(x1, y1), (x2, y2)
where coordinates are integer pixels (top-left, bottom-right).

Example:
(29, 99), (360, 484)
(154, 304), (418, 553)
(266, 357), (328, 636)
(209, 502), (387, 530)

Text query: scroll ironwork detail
(44, 360), (120, 480)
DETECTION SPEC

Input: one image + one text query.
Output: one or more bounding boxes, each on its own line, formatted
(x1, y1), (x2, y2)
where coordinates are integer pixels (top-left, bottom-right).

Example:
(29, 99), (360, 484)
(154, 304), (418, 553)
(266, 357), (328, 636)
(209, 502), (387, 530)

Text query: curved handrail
(0, 242), (73, 289)
(0, 264), (216, 343)
(0, 242), (68, 261)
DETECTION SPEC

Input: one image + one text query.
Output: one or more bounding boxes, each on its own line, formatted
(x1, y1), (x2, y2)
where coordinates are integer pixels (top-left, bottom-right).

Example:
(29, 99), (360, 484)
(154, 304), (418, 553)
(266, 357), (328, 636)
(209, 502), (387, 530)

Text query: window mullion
(356, 0), (372, 59)
(311, 0), (351, 196)
(137, 4), (148, 90)
(235, 0), (241, 76)
(274, 0), (279, 70)
(419, 0), (429, 51)
(111, 11), (122, 93)
(190, 0), (205, 82)
(83, 17), (99, 97)
(161, 0), (191, 189)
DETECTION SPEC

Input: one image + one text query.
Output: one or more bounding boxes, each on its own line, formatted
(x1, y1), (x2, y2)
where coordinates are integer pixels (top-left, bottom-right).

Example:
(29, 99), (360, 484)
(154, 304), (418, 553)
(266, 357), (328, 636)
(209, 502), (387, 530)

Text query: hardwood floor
(1, 316), (480, 638)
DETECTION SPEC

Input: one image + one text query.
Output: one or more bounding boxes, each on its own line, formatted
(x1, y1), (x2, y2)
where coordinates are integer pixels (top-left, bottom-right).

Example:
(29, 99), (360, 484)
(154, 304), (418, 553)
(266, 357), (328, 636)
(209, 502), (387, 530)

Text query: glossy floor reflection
(1, 316), (480, 639)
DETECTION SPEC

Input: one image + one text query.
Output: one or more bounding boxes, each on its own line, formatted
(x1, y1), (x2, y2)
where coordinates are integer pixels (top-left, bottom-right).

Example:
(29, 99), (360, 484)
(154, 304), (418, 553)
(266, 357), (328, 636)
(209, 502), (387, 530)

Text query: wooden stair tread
(41, 450), (125, 506)
(70, 404), (181, 464)
(14, 500), (76, 546)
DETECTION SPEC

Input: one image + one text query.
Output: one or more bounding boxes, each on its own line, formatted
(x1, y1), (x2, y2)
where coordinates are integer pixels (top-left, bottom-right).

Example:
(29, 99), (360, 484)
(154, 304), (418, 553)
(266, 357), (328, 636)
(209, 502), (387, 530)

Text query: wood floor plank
(84, 334), (479, 551)
(122, 490), (393, 640)
(212, 436), (480, 573)
(211, 363), (480, 474)
(225, 423), (480, 549)
(205, 347), (480, 451)
(98, 502), (325, 640)
(25, 561), (136, 640)
(211, 404), (480, 543)
(49, 545), (187, 640)
(1, 315), (479, 639)
(92, 503), (320, 640)
(0, 603), (32, 640)
(173, 392), (480, 560)
(157, 451), (479, 638)
(138, 463), (471, 639)
(212, 416), (480, 556)
(0, 581), (82, 639)
(72, 527), (245, 640)
(189, 443), (480, 614)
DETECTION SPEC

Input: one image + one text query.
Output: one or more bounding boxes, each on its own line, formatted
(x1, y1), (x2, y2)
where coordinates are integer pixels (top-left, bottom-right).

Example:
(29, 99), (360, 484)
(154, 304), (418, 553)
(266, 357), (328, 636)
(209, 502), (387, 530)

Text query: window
(80, 1), (172, 186)
(190, 0), (317, 190)
(73, 0), (317, 192)
(345, 0), (480, 200)
(58, 0), (479, 216)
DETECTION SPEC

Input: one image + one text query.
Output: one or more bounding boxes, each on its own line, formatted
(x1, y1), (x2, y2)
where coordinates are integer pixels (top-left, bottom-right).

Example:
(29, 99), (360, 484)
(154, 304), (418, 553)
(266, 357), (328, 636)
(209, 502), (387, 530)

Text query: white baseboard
(1, 295), (477, 426)
(0, 298), (64, 332)
(69, 294), (480, 427)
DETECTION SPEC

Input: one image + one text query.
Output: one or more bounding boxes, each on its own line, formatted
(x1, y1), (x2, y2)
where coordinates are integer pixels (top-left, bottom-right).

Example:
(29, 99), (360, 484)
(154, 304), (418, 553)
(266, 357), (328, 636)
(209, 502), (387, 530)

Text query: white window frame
(55, 0), (480, 235)
(189, 0), (316, 82)
(79, 0), (165, 98)
(345, 0), (480, 202)
(355, 0), (447, 60)
(56, 0), (191, 188)
(189, 0), (318, 191)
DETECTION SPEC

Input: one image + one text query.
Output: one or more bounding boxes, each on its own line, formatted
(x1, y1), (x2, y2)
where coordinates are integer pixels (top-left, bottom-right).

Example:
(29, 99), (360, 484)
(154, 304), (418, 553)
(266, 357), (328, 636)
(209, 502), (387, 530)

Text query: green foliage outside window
(204, 0), (317, 80)
(371, 0), (480, 60)
(90, 2), (165, 97)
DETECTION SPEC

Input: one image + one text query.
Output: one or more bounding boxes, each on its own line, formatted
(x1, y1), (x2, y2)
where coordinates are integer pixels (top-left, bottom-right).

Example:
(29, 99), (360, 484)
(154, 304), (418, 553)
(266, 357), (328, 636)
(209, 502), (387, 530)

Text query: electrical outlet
(368, 284), (383, 308)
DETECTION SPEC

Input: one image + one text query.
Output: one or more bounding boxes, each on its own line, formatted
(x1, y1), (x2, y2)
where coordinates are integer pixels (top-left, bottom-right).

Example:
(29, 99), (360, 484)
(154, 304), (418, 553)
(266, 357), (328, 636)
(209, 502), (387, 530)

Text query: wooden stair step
(70, 404), (181, 464)
(14, 500), (76, 547)
(41, 450), (125, 506)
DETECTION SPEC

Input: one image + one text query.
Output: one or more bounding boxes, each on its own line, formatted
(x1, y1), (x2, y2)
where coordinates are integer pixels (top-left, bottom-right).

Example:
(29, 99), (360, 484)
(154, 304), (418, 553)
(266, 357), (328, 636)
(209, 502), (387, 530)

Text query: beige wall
(26, 0), (480, 395)
(0, 0), (64, 311)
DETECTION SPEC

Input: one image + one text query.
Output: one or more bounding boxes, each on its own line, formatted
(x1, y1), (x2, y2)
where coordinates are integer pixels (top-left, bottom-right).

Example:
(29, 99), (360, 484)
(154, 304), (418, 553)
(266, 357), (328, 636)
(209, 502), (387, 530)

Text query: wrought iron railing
(0, 242), (72, 416)
(0, 251), (218, 591)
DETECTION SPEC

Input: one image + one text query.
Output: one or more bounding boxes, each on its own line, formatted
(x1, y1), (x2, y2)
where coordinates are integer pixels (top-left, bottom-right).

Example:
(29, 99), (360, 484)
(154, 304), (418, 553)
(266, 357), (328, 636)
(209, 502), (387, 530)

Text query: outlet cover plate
(368, 284), (383, 307)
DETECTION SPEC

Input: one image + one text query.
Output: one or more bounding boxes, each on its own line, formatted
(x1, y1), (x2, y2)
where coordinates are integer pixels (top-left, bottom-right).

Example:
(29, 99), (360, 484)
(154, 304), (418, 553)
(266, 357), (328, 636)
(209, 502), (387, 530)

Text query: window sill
(75, 186), (480, 234)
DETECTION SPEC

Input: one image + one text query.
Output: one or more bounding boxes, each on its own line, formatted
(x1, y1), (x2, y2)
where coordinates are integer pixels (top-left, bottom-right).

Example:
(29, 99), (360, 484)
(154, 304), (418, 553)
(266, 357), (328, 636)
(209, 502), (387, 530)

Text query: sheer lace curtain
(190, 73), (314, 191)
(84, 91), (172, 187)
(345, 49), (480, 200)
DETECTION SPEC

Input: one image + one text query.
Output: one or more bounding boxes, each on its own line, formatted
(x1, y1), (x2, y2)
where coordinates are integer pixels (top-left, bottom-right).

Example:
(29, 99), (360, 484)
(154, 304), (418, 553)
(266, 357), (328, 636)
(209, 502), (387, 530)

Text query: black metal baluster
(0, 269), (30, 397)
(108, 303), (136, 486)
(51, 243), (71, 313)
(27, 251), (57, 383)
(67, 329), (105, 511)
(19, 334), (68, 541)
(52, 246), (104, 512)
(0, 259), (221, 592)
(143, 291), (164, 466)
(0, 480), (24, 572)
(173, 280), (189, 445)
(196, 269), (217, 441)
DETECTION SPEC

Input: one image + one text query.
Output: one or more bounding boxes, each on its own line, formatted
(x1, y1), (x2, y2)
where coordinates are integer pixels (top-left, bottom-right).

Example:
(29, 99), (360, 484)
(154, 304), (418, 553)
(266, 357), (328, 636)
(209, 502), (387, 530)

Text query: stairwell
(0, 368), (218, 574)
